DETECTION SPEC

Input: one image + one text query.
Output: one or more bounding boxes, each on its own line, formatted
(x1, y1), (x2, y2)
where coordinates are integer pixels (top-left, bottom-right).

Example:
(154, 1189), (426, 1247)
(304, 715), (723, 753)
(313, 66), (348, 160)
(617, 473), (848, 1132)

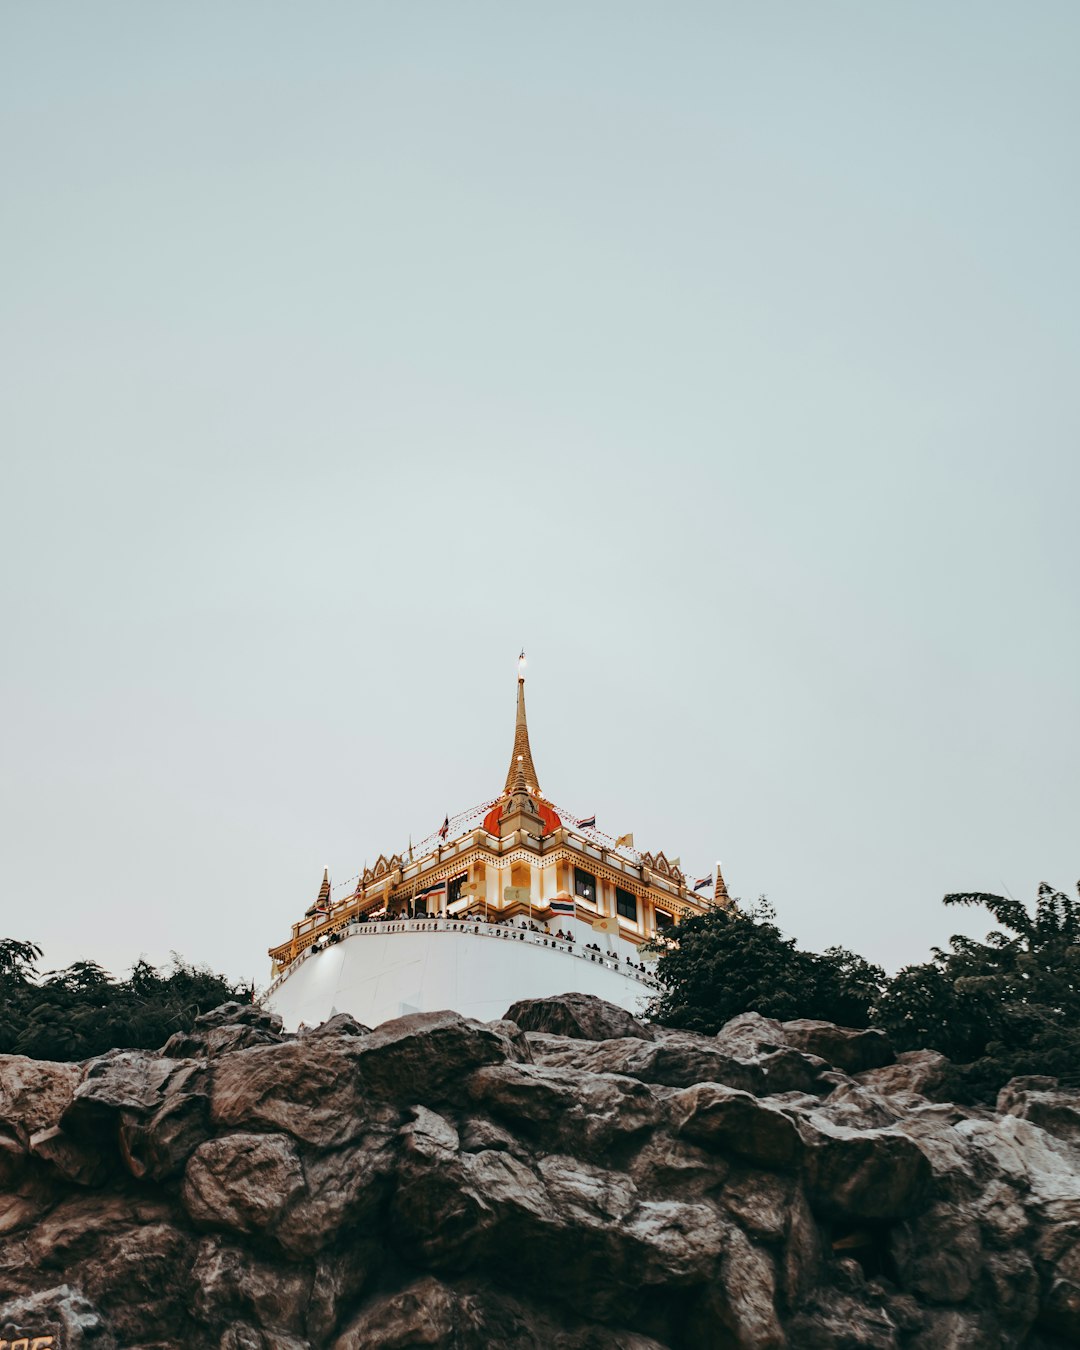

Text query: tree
(647, 898), (885, 1034)
(0, 942), (253, 1061)
(873, 882), (1080, 1102)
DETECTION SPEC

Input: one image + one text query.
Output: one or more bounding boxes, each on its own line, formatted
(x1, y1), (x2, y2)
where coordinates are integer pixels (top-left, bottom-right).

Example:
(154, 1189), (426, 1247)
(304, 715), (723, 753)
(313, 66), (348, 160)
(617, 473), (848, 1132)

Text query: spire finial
(504, 658), (541, 795)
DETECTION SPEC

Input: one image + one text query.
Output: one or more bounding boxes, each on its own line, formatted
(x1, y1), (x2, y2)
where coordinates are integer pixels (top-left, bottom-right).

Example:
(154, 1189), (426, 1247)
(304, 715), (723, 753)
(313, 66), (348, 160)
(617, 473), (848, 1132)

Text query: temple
(263, 660), (729, 1029)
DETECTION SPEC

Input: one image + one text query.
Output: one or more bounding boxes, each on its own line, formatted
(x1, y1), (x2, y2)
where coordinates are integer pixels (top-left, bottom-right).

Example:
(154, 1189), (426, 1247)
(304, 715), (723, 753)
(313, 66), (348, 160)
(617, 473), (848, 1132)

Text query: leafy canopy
(646, 898), (885, 1035)
(0, 941), (253, 1061)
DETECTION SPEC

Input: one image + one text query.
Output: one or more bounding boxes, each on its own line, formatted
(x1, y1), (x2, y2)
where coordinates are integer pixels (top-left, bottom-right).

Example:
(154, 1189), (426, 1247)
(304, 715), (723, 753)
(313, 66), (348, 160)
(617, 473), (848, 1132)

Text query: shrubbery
(648, 882), (1080, 1103)
(0, 939), (252, 1061)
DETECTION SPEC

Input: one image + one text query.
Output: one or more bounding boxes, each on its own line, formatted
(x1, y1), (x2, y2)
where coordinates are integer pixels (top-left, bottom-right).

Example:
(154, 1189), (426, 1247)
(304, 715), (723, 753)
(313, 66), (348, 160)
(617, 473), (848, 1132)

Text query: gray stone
(504, 992), (654, 1042)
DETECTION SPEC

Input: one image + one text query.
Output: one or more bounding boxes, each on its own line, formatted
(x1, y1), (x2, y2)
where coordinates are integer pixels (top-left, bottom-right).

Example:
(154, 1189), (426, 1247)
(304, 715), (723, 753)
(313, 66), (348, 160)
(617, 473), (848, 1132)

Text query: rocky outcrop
(0, 996), (1078, 1348)
(505, 991), (654, 1042)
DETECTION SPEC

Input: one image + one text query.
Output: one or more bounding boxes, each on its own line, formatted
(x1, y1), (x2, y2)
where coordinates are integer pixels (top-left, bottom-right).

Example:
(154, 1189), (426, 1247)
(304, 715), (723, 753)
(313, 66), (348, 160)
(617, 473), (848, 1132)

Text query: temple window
(574, 867), (597, 902)
(447, 873), (467, 908)
(616, 888), (637, 921)
(655, 908), (674, 931)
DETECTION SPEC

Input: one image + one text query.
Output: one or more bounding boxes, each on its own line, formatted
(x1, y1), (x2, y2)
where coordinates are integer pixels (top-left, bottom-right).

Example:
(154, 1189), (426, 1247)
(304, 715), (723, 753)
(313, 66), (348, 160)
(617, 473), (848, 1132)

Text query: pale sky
(3, 3), (1078, 990)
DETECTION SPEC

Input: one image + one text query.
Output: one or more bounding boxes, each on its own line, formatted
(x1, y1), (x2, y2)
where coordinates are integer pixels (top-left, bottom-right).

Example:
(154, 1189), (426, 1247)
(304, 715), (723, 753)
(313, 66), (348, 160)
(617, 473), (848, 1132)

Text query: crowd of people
(309, 905), (655, 979)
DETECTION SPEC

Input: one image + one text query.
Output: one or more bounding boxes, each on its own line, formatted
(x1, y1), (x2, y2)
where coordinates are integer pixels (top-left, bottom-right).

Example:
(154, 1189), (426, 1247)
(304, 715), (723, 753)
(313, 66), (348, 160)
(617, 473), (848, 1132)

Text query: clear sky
(3, 3), (1078, 990)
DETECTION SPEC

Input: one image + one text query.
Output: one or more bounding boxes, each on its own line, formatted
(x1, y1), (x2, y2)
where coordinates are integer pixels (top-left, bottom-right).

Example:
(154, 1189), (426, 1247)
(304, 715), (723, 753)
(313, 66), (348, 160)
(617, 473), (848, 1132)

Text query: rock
(787, 1292), (900, 1349)
(997, 1077), (1080, 1146)
(714, 1012), (787, 1059)
(672, 1084), (803, 1170)
(164, 1002), (289, 1058)
(209, 1036), (375, 1148)
(355, 1010), (528, 1102)
(802, 1118), (933, 1221)
(780, 1020), (894, 1074)
(1040, 1234), (1080, 1342)
(529, 1031), (767, 1094)
(332, 1276), (461, 1350)
(29, 1124), (114, 1187)
(757, 1048), (834, 1096)
(714, 1225), (785, 1349)
(282, 1133), (396, 1256)
(182, 1131), (306, 1236)
(504, 992), (654, 1042)
(857, 1050), (950, 1100)
(3, 1010), (1080, 1348)
(68, 1221), (195, 1347)
(468, 1062), (660, 1156)
(302, 1011), (371, 1039)
(890, 1201), (983, 1303)
(190, 1235), (313, 1339)
(0, 1057), (82, 1143)
(196, 1001), (285, 1033)
(0, 1284), (116, 1349)
(118, 1080), (212, 1181)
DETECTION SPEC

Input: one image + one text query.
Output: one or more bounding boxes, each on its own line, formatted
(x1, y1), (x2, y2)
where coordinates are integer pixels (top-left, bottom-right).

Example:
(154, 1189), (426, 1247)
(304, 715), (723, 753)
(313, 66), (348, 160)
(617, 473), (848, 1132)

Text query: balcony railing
(264, 916), (661, 1004)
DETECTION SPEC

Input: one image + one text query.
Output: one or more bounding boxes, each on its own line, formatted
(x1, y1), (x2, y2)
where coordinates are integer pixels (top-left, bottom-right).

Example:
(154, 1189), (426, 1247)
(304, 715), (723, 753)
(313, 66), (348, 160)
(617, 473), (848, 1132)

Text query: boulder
(504, 992), (654, 1042)
(802, 1118), (933, 1221)
(282, 1133), (396, 1256)
(714, 1012), (787, 1059)
(302, 1011), (371, 1039)
(0, 1284), (116, 1349)
(857, 1050), (950, 1101)
(189, 1235), (313, 1340)
(28, 1125), (113, 1187)
(182, 1131), (306, 1236)
(997, 1077), (1080, 1147)
(65, 1221), (195, 1348)
(780, 1020), (894, 1074)
(0, 1056), (82, 1143)
(672, 1084), (803, 1170)
(890, 1201), (983, 1304)
(1, 1009), (1080, 1348)
(528, 1030), (767, 1094)
(355, 1010), (527, 1102)
(163, 1002), (288, 1058)
(209, 1037), (374, 1148)
(467, 1062), (660, 1156)
(196, 1001), (285, 1033)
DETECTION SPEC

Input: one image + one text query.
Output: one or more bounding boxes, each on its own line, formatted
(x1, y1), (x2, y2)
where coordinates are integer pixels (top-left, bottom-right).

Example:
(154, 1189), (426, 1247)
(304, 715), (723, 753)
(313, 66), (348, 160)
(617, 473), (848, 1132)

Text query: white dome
(264, 916), (657, 1031)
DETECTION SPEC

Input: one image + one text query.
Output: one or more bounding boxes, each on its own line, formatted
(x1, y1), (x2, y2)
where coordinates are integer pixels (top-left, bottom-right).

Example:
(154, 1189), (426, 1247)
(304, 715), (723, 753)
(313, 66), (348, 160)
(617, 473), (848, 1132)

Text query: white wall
(264, 919), (657, 1030)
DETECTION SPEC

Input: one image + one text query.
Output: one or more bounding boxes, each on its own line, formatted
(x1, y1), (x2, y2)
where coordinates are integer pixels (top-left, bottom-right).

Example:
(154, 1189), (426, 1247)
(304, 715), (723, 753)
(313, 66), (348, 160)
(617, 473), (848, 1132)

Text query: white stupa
(263, 659), (728, 1030)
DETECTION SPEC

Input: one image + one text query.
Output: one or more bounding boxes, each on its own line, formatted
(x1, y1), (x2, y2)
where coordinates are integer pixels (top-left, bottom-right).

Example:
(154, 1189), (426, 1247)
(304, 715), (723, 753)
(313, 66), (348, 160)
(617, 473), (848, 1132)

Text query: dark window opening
(447, 874), (467, 908)
(655, 908), (674, 931)
(616, 888), (637, 921)
(574, 868), (597, 902)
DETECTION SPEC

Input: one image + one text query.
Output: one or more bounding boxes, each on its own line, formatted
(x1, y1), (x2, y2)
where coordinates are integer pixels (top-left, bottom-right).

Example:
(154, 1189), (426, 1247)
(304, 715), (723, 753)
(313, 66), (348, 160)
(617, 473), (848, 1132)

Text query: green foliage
(874, 882), (1080, 1102)
(0, 942), (253, 1061)
(646, 898), (886, 1035)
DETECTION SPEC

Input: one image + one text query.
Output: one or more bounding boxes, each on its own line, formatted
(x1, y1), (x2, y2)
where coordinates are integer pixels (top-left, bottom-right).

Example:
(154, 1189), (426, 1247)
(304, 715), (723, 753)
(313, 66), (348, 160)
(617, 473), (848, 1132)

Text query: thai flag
(438, 814), (449, 840)
(578, 815), (596, 830)
(693, 875), (712, 892)
(417, 880), (447, 899)
(549, 900), (575, 915)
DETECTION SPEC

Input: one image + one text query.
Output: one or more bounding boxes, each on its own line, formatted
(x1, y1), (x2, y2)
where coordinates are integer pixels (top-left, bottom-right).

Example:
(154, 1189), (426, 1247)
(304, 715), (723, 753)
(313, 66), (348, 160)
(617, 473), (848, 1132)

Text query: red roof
(482, 797), (562, 836)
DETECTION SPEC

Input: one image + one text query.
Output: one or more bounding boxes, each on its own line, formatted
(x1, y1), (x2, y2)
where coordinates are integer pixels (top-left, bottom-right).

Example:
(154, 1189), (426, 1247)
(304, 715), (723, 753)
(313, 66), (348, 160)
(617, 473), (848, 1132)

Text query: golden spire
(503, 659), (541, 796)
